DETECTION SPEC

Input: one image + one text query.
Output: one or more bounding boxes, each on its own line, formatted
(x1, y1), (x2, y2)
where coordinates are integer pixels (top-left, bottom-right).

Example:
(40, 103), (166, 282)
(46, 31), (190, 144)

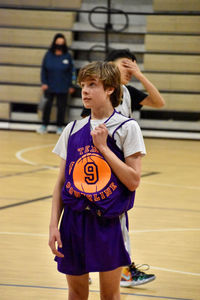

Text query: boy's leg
(66, 273), (89, 300)
(99, 267), (122, 300)
(120, 214), (156, 287)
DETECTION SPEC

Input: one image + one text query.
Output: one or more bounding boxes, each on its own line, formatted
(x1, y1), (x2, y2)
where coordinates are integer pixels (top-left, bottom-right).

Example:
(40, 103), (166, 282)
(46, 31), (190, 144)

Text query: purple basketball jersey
(61, 112), (135, 218)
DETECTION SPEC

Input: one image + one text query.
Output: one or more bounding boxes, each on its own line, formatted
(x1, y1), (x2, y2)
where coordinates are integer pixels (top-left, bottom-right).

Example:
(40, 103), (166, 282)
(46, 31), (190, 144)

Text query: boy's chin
(83, 103), (92, 109)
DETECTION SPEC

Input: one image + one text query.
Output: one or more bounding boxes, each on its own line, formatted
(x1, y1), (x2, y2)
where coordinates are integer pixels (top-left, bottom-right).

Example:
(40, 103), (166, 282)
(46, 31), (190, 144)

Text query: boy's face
(113, 57), (133, 85)
(80, 77), (111, 110)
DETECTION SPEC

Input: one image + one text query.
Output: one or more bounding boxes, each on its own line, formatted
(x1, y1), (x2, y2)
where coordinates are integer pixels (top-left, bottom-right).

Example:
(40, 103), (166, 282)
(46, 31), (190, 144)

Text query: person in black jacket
(81, 49), (165, 288)
(37, 33), (75, 135)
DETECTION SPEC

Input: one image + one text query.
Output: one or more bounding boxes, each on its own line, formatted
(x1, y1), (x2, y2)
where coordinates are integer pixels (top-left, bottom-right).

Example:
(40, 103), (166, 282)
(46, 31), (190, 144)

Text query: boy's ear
(106, 87), (115, 95)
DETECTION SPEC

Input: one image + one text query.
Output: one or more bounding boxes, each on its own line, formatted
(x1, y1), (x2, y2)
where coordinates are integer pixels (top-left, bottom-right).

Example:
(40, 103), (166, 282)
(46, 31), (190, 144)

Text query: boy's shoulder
(71, 116), (89, 134)
(107, 111), (139, 131)
(112, 111), (134, 123)
(76, 116), (89, 125)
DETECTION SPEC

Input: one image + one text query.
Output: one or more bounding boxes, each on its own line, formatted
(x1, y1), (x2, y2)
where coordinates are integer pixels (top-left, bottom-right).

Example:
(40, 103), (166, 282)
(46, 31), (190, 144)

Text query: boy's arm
(49, 158), (66, 258)
(136, 71), (165, 108)
(91, 124), (142, 192)
(123, 59), (165, 108)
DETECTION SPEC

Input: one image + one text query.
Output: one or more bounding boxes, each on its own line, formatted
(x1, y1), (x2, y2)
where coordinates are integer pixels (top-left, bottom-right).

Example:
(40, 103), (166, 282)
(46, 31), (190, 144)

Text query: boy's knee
(68, 289), (88, 300)
(100, 291), (120, 300)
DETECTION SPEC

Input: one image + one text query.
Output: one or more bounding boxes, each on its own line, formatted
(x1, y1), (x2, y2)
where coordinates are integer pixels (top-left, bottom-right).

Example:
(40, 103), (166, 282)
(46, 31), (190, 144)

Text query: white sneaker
(37, 125), (47, 134)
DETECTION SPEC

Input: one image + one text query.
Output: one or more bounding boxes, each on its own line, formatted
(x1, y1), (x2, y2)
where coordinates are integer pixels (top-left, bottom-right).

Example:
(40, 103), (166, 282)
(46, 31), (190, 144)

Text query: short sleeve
(126, 85), (147, 111)
(52, 122), (74, 160)
(117, 120), (146, 158)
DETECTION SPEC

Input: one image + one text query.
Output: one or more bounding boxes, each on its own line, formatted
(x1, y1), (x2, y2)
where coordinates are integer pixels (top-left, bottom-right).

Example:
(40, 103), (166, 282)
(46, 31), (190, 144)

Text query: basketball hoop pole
(105, 0), (112, 55)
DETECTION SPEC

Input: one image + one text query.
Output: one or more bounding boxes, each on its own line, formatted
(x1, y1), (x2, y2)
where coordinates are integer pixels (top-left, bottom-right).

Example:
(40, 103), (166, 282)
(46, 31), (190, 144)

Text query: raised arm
(122, 59), (165, 108)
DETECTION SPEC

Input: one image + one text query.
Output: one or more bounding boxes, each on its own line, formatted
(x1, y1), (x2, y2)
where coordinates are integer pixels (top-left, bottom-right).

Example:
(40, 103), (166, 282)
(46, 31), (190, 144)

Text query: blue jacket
(41, 50), (75, 93)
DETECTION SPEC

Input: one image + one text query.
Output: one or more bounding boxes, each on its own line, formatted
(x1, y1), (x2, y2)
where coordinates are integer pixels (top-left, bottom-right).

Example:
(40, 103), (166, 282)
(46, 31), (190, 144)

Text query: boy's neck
(91, 107), (114, 120)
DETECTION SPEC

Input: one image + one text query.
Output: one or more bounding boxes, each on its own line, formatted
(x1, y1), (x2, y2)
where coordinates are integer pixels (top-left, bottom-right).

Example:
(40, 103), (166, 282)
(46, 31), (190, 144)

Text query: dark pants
(42, 91), (68, 127)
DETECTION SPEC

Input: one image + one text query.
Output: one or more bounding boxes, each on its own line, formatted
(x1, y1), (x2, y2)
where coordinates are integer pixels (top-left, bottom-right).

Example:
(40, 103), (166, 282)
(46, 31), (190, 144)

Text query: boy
(81, 49), (165, 287)
(49, 61), (146, 299)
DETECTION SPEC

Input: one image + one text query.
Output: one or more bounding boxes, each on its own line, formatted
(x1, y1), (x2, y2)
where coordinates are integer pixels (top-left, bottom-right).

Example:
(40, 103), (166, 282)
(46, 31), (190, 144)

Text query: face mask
(54, 44), (65, 51)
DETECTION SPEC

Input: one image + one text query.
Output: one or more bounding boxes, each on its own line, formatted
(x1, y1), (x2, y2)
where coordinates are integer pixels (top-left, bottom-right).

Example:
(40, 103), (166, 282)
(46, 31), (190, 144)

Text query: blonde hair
(77, 61), (122, 107)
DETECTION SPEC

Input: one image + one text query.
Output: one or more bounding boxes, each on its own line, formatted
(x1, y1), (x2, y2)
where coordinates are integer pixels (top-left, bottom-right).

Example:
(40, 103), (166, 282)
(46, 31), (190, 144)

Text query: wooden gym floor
(0, 130), (200, 300)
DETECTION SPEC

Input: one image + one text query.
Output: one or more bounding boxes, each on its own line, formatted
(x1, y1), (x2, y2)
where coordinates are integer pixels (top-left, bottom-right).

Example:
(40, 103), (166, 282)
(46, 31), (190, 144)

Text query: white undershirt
(53, 113), (146, 161)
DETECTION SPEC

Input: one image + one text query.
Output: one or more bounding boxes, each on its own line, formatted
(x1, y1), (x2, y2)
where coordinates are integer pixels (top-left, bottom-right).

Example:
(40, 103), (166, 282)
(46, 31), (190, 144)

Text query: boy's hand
(49, 226), (64, 258)
(91, 124), (108, 154)
(121, 59), (142, 79)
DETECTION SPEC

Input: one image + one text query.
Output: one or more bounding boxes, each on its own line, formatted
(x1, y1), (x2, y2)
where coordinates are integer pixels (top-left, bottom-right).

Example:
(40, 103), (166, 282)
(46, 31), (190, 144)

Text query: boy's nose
(82, 87), (88, 94)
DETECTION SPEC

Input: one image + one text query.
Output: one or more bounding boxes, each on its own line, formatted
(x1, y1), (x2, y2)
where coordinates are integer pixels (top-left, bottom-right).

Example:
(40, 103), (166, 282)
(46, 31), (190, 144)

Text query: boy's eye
(80, 81), (97, 88)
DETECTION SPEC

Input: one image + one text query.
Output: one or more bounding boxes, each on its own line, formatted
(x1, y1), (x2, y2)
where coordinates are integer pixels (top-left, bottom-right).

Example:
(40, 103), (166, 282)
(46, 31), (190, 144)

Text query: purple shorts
(55, 207), (131, 275)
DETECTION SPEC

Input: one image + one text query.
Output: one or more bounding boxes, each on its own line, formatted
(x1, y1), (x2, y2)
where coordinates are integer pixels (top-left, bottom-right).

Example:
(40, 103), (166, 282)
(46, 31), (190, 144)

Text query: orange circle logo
(73, 153), (111, 193)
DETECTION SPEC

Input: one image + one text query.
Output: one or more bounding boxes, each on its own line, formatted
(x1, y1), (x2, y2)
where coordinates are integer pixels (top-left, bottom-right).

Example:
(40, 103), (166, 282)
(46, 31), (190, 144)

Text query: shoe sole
(120, 275), (156, 288)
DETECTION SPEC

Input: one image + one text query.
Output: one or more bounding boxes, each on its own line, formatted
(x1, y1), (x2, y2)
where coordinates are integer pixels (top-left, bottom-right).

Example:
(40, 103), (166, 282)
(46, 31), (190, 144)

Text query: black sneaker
(120, 262), (156, 287)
